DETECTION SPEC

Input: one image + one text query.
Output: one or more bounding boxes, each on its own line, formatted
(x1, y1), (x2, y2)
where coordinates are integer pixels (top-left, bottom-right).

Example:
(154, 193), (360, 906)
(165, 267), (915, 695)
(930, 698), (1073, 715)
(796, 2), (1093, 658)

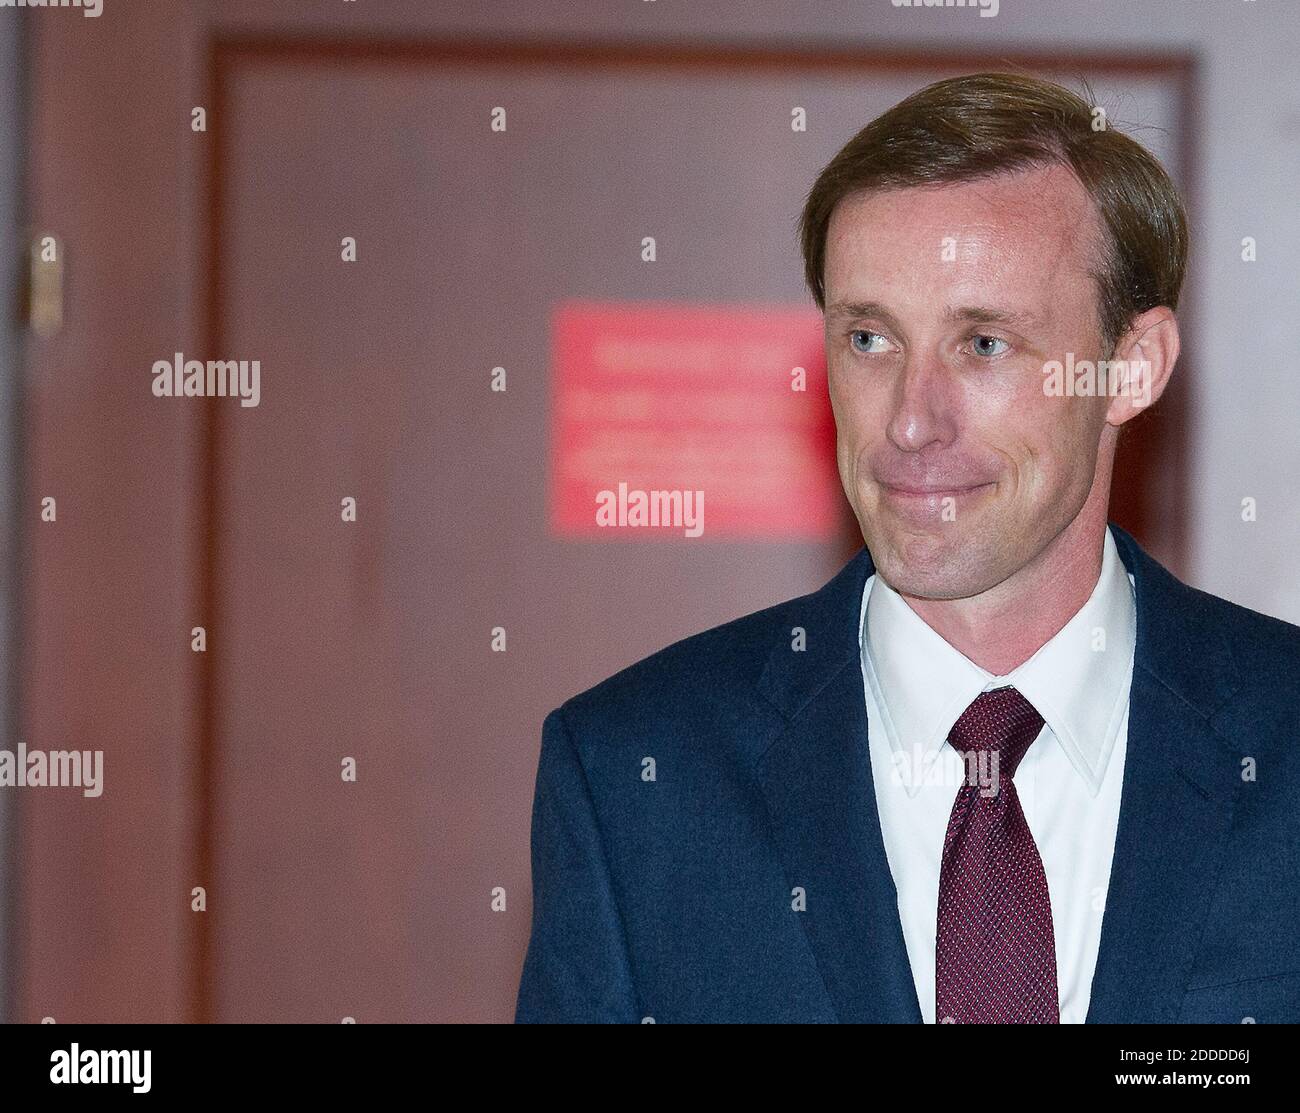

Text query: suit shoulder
(1195, 584), (1300, 651)
(555, 586), (818, 732)
(1187, 583), (1300, 693)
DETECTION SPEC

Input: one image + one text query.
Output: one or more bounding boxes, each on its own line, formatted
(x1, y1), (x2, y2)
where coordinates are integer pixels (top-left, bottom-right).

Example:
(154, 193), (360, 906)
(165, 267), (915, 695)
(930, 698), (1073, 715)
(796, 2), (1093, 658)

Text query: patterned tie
(935, 685), (1060, 1023)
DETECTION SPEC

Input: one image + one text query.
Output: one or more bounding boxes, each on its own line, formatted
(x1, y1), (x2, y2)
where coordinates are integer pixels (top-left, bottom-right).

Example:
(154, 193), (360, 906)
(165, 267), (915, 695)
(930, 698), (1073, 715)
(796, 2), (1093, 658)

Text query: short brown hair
(797, 72), (1188, 355)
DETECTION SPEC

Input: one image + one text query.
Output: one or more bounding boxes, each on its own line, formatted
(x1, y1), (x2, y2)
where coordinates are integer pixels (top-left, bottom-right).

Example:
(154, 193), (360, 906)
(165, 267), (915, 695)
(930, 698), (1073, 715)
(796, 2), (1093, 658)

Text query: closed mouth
(879, 481), (993, 498)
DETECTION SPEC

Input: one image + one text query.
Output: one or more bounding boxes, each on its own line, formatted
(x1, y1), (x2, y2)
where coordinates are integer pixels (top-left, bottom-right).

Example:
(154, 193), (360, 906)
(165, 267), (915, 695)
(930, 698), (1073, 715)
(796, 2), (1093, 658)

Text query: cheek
(1039, 390), (1107, 455)
(984, 392), (1100, 492)
(827, 364), (885, 434)
(827, 369), (882, 491)
(961, 373), (1061, 481)
(827, 368), (867, 447)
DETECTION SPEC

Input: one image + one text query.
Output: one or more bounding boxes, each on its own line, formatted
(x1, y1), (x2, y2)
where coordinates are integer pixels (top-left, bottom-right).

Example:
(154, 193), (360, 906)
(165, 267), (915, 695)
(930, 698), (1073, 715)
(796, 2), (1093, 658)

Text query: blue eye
(971, 335), (1009, 357)
(849, 330), (889, 354)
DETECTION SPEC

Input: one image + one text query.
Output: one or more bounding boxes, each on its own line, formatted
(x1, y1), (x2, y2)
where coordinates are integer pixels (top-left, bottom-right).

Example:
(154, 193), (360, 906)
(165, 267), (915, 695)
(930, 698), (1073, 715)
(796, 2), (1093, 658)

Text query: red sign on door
(550, 300), (841, 539)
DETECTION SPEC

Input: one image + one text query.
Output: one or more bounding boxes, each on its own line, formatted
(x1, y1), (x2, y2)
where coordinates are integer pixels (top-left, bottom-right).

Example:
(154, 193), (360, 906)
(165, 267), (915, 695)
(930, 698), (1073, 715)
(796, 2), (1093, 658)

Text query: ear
(1104, 307), (1180, 426)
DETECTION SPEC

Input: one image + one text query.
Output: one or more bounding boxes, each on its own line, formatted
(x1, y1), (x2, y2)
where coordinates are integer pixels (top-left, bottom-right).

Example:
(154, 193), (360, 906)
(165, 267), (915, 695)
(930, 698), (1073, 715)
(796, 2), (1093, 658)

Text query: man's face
(822, 162), (1114, 600)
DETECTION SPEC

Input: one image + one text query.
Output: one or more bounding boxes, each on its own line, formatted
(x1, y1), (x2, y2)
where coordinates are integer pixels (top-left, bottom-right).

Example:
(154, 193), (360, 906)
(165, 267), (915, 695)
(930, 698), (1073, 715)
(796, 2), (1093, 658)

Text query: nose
(885, 350), (957, 453)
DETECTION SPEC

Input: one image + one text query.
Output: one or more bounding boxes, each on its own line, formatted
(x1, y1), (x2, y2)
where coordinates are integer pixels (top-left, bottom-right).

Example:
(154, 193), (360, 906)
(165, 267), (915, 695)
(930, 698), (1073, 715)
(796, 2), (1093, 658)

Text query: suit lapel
(1083, 665), (1237, 1021)
(1086, 524), (1243, 1022)
(753, 548), (923, 1023)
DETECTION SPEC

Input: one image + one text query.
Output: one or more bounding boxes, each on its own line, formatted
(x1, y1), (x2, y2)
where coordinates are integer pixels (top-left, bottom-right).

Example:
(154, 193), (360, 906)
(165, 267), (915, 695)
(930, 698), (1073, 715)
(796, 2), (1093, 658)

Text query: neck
(897, 483), (1112, 676)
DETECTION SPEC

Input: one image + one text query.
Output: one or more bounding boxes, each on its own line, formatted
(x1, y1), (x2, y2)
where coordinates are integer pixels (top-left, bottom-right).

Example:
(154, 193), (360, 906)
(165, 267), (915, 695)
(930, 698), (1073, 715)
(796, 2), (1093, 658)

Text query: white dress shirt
(859, 524), (1137, 1023)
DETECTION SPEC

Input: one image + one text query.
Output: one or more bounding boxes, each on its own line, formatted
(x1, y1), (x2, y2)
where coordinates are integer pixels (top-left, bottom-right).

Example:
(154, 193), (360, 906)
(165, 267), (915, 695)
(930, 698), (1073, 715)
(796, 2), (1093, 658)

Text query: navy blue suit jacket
(515, 522), (1300, 1022)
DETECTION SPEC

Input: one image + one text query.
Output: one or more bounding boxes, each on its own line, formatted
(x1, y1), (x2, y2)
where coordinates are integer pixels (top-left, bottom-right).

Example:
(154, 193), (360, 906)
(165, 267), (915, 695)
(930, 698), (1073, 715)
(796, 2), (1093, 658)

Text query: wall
(0, 11), (24, 1025)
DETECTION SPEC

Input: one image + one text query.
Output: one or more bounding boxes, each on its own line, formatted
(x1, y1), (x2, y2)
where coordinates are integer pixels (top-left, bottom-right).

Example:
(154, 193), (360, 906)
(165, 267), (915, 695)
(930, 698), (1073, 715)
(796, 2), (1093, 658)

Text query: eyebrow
(825, 300), (1042, 330)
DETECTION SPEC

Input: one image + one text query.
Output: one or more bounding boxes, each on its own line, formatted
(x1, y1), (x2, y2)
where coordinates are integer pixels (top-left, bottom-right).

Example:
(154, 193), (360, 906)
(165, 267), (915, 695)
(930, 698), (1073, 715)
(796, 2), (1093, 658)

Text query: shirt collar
(860, 524), (1136, 798)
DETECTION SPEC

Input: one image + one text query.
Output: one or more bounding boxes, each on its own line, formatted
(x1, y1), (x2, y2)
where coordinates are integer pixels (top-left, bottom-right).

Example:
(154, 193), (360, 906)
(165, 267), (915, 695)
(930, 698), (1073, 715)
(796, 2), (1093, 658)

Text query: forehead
(823, 162), (1102, 321)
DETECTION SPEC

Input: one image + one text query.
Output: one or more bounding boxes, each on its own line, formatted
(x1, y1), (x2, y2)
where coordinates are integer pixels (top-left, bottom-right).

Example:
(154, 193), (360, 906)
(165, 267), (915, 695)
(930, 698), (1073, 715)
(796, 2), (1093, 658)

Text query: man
(515, 73), (1300, 1023)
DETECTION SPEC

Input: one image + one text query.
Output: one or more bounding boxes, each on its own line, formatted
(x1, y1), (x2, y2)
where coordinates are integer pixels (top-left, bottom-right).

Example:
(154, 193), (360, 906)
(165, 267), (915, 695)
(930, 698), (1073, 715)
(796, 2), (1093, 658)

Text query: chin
(866, 521), (996, 600)
(881, 566), (991, 602)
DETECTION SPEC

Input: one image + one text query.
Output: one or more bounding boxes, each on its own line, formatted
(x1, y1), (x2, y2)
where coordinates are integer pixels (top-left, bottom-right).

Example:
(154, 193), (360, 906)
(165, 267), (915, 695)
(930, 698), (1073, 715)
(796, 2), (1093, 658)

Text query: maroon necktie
(935, 685), (1060, 1023)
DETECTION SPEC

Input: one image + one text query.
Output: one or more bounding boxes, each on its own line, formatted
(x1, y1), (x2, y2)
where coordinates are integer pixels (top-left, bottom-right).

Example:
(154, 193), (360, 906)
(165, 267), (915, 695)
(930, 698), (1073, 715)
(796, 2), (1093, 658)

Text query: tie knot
(946, 686), (1044, 778)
